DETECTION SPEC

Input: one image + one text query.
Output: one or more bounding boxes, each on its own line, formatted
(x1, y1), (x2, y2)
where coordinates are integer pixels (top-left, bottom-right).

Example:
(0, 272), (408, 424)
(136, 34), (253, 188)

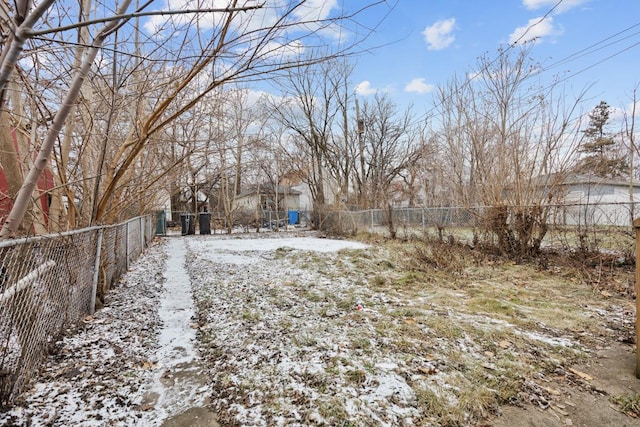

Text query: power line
(415, 7), (640, 126)
(543, 22), (640, 72)
(413, 0), (568, 124)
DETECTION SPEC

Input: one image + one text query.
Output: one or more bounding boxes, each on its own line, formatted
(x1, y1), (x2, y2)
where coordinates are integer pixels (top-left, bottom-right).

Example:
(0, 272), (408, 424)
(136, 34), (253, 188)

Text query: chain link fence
(0, 215), (154, 406)
(318, 203), (638, 252)
(164, 210), (310, 234)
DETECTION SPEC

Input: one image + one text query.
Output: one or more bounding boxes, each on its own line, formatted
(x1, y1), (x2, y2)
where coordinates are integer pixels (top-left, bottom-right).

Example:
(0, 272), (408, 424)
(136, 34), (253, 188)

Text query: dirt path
(493, 343), (640, 426)
(142, 237), (218, 426)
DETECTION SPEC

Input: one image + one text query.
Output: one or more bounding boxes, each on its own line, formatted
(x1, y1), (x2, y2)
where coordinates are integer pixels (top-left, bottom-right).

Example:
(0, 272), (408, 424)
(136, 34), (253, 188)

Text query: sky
(347, 0), (640, 116)
(134, 0), (640, 118)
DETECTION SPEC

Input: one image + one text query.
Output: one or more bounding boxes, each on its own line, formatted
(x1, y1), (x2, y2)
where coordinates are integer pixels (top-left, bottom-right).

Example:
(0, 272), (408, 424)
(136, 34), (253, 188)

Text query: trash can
(180, 214), (195, 235)
(155, 210), (166, 235)
(288, 210), (299, 225)
(199, 212), (211, 235)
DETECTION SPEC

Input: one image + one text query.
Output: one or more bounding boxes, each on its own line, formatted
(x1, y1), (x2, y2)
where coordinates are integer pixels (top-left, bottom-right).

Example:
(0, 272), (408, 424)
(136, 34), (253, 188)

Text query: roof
(561, 173), (640, 188)
(235, 185), (302, 199)
(534, 173), (640, 189)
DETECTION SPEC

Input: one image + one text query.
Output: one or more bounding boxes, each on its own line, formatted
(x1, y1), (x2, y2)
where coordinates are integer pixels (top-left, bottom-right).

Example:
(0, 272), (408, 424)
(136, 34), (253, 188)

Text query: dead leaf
(542, 386), (561, 396)
(568, 368), (593, 381)
(82, 315), (94, 323)
(498, 340), (511, 349)
(417, 366), (436, 375)
(552, 405), (569, 416)
(404, 318), (415, 324)
(141, 361), (157, 370)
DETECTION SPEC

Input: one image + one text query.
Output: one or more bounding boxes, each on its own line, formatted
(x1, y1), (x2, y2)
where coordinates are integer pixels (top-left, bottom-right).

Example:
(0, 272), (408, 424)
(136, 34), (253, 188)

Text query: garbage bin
(288, 210), (299, 225)
(199, 212), (211, 235)
(180, 214), (195, 235)
(155, 210), (166, 235)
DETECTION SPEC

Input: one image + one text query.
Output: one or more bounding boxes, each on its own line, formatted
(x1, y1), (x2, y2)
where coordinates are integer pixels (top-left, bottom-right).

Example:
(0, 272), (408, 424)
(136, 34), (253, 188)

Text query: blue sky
(349, 0), (640, 114)
(138, 0), (640, 116)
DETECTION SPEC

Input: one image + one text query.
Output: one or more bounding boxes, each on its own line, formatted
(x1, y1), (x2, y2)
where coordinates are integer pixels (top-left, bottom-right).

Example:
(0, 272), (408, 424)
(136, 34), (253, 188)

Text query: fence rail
(318, 202), (640, 230)
(161, 202), (640, 245)
(315, 203), (638, 253)
(0, 215), (154, 406)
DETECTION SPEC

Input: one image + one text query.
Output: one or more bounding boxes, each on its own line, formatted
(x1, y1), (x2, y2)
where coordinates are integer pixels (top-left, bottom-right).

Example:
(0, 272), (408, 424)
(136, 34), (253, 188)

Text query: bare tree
(0, 0), (134, 238)
(268, 57), (345, 228)
(622, 84), (639, 222)
(435, 47), (585, 256)
(0, 1), (388, 238)
(358, 93), (423, 209)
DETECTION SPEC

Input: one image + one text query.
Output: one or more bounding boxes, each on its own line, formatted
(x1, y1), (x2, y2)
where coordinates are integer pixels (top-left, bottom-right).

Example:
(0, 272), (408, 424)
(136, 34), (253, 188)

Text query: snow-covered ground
(0, 232), (372, 426)
(0, 231), (596, 426)
(0, 239), (168, 426)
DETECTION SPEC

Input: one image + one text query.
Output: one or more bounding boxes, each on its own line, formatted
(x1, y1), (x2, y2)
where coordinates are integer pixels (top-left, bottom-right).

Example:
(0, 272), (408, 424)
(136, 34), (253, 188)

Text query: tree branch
(28, 4), (265, 37)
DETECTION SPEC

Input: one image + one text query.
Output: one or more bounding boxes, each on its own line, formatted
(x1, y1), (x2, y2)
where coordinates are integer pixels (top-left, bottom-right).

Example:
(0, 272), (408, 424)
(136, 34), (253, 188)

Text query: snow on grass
(2, 231), (624, 426)
(185, 234), (451, 425)
(0, 241), (167, 426)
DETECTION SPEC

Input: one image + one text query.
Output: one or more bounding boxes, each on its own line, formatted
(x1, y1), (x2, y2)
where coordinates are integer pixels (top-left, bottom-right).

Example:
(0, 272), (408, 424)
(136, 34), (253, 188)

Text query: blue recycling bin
(288, 210), (299, 225)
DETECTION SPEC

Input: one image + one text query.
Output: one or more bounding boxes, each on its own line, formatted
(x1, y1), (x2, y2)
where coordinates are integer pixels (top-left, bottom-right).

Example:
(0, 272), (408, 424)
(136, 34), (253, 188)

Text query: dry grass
(190, 234), (635, 426)
(342, 235), (635, 422)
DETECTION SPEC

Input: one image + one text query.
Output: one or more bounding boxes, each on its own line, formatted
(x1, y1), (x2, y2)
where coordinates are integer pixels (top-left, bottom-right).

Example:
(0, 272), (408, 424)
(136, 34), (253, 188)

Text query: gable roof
(533, 173), (640, 189)
(236, 184), (302, 199)
(561, 173), (640, 188)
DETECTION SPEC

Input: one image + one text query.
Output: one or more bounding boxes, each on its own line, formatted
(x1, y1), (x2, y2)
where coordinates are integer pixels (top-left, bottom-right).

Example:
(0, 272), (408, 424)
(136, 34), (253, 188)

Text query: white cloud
(404, 78), (434, 94)
(523, 0), (589, 13)
(611, 100), (640, 122)
(466, 71), (482, 81)
(253, 40), (306, 61)
(355, 80), (377, 96)
(144, 0), (238, 34)
(292, 0), (338, 21)
(146, 0), (336, 37)
(508, 16), (558, 45)
(422, 18), (456, 51)
(144, 0), (342, 38)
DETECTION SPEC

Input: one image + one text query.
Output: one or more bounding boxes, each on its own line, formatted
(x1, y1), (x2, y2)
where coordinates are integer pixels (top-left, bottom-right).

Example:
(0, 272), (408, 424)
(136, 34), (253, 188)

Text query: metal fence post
(90, 228), (104, 315)
(634, 217), (640, 378)
(125, 220), (130, 271)
(140, 216), (144, 251)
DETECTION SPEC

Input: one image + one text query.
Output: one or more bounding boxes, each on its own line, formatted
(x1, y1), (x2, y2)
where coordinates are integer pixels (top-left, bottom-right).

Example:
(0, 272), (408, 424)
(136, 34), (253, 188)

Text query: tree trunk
(0, 0), (133, 239)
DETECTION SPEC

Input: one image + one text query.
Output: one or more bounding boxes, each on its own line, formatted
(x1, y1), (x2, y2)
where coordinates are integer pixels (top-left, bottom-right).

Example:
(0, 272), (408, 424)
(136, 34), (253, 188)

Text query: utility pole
(355, 96), (366, 208)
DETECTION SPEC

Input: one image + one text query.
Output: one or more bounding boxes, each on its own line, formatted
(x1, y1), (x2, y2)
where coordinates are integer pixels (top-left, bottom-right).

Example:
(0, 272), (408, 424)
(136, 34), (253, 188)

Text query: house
(279, 169), (342, 211)
(232, 185), (302, 212)
(554, 174), (640, 226)
(0, 129), (54, 231)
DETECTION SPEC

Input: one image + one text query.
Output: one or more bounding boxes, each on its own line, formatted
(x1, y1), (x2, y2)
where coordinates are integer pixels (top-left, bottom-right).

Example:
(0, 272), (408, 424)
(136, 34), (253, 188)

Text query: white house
(232, 185), (302, 212)
(555, 174), (640, 226)
(280, 169), (342, 212)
